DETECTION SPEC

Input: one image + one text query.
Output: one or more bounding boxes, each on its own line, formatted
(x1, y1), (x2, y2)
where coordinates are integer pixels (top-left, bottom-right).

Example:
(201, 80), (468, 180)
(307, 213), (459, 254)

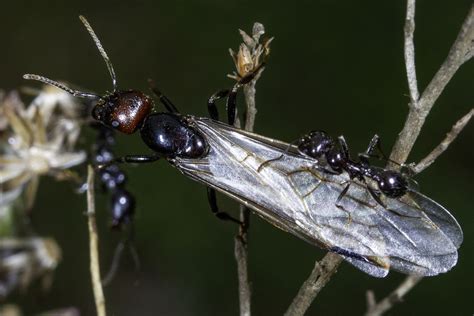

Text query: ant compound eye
(378, 170), (408, 198)
(92, 103), (105, 120)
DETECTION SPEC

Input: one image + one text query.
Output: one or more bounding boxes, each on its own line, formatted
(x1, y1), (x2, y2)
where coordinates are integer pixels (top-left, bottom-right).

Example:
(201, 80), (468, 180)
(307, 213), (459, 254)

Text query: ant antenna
(79, 15), (118, 91)
(22, 74), (101, 100)
(102, 226), (141, 286)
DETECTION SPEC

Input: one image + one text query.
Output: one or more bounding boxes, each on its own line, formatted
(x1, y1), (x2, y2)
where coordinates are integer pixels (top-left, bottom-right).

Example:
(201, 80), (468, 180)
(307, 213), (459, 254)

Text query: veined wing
(173, 117), (462, 277)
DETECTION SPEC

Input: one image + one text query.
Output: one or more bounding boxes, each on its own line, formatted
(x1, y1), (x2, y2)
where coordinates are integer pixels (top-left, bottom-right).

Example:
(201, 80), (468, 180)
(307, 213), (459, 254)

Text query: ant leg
(207, 89), (229, 121)
(102, 225), (141, 286)
(148, 79), (180, 113)
(226, 83), (242, 126)
(359, 134), (387, 164)
(113, 154), (160, 164)
(207, 84), (238, 125)
(337, 136), (350, 158)
(207, 88), (240, 221)
(335, 181), (353, 224)
(207, 187), (242, 224)
(366, 184), (387, 208)
(311, 163), (340, 175)
(226, 65), (265, 125)
(336, 181), (352, 206)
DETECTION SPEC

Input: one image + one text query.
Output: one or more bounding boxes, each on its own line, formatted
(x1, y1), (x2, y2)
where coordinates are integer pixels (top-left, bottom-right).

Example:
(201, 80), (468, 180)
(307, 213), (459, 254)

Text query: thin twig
(86, 165), (106, 316)
(365, 275), (423, 316)
(285, 2), (473, 315)
(231, 22), (270, 316)
(233, 79), (260, 316)
(389, 4), (474, 165)
(404, 0), (419, 105)
(414, 108), (473, 174)
(284, 253), (342, 316)
(365, 2), (473, 316)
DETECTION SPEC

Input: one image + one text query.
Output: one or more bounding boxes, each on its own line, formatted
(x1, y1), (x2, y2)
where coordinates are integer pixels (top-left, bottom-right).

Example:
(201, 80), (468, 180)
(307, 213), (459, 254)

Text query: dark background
(0, 0), (472, 315)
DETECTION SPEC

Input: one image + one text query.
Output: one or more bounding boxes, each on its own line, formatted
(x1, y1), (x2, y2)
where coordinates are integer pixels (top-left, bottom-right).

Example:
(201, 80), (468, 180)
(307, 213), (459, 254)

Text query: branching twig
(365, 275), (423, 316)
(285, 2), (473, 315)
(365, 2), (473, 316)
(284, 253), (342, 316)
(414, 108), (473, 174)
(86, 165), (106, 316)
(389, 4), (474, 166)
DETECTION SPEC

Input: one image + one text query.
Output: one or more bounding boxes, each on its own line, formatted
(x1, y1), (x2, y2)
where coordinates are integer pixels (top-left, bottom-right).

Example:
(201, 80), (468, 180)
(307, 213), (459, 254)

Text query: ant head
(298, 130), (334, 159)
(92, 90), (153, 134)
(23, 15), (153, 135)
(377, 170), (408, 198)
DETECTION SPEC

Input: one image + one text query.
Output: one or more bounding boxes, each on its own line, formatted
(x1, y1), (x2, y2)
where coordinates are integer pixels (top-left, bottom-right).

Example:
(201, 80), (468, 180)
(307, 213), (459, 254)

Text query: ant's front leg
(148, 79), (180, 114)
(207, 89), (230, 121)
(207, 83), (240, 126)
(358, 134), (387, 164)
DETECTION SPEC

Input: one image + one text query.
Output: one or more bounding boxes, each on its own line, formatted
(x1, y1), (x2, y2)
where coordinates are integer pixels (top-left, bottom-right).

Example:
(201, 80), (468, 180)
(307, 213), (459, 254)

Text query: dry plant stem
(404, 0), (420, 105)
(86, 165), (106, 316)
(389, 4), (474, 165)
(233, 76), (261, 316)
(284, 253), (343, 316)
(366, 3), (473, 316)
(414, 108), (473, 173)
(365, 275), (423, 316)
(285, 2), (473, 315)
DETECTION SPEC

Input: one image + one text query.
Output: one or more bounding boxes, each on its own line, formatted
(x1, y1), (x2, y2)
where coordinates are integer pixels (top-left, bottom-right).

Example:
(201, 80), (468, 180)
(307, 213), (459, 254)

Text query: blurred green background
(0, 0), (472, 315)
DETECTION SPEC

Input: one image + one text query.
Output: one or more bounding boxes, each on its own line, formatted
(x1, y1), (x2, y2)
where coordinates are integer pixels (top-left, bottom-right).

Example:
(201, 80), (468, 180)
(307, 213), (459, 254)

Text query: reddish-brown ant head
(24, 16), (156, 135)
(93, 90), (153, 134)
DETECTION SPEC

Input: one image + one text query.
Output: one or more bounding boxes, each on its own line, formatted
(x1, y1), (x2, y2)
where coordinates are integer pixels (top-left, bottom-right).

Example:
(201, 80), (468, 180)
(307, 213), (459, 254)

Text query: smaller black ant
(297, 131), (409, 207)
(91, 123), (135, 228)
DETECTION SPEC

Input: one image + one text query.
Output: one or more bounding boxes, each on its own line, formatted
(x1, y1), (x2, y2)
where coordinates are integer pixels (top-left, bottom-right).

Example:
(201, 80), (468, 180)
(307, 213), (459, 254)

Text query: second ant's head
(92, 90), (153, 134)
(23, 15), (154, 135)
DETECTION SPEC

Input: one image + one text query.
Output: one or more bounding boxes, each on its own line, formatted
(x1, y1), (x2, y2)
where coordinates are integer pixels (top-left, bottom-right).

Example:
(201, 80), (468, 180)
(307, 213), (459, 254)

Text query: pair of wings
(173, 117), (462, 277)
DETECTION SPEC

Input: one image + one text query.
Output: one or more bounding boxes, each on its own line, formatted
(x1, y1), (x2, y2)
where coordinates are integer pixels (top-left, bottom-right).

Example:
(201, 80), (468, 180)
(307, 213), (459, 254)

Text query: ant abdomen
(376, 170), (408, 198)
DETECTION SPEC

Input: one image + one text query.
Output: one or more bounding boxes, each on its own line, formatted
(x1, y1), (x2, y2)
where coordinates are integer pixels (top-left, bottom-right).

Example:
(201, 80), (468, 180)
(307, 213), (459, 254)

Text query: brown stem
(284, 2), (473, 315)
(389, 4), (474, 166)
(284, 253), (343, 316)
(86, 165), (106, 316)
(414, 108), (473, 174)
(365, 275), (423, 316)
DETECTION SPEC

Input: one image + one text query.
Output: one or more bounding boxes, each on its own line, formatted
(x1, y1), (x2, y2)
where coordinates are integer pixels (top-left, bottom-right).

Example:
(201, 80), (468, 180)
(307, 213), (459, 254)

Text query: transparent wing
(173, 117), (463, 277)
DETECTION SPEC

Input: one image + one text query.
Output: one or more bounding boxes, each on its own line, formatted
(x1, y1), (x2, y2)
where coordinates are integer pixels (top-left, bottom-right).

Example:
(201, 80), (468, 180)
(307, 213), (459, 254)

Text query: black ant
(23, 15), (259, 225)
(296, 131), (409, 208)
(91, 123), (135, 228)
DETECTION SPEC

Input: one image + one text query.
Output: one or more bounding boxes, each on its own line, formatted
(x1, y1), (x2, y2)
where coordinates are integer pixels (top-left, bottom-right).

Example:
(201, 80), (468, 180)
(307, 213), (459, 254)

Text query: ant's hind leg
(207, 187), (242, 225)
